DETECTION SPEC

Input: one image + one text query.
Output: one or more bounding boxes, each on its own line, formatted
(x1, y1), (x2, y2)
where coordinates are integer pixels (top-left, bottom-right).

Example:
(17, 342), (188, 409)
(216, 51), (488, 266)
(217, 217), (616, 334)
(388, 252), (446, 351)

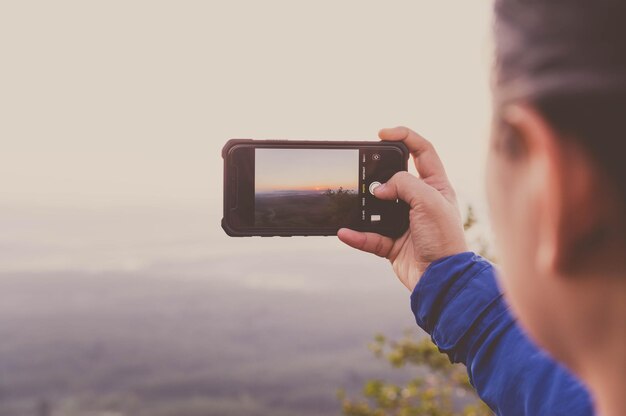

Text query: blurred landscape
(255, 189), (359, 228)
(0, 2), (492, 415)
(0, 205), (418, 416)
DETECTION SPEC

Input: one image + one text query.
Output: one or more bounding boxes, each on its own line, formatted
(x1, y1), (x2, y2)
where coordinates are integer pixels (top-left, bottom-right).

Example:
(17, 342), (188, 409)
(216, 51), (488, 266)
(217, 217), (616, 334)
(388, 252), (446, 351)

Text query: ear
(503, 104), (601, 276)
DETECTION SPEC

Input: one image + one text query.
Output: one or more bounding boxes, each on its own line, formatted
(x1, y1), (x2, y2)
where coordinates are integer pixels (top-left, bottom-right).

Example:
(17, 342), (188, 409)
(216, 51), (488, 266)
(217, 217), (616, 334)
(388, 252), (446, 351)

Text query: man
(339, 1), (626, 415)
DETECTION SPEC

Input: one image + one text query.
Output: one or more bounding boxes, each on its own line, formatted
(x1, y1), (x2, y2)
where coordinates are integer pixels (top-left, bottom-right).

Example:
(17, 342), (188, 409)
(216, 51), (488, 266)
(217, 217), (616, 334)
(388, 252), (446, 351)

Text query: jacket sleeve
(411, 252), (593, 416)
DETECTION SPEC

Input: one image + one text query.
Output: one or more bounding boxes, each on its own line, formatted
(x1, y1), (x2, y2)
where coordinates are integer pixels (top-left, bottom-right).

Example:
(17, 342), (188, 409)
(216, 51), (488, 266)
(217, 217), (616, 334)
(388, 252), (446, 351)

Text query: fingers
(373, 171), (434, 209)
(378, 126), (451, 191)
(337, 228), (394, 258)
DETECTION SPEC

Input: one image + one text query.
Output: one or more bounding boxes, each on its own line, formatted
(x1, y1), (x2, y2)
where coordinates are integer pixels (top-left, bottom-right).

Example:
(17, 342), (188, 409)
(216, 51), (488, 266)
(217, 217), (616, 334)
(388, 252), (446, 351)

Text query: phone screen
(255, 148), (360, 228)
(222, 140), (409, 237)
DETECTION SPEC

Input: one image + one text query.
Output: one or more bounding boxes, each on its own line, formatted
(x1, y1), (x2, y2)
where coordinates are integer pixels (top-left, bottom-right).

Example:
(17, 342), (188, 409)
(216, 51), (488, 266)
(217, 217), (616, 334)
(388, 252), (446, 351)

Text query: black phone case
(221, 139), (409, 237)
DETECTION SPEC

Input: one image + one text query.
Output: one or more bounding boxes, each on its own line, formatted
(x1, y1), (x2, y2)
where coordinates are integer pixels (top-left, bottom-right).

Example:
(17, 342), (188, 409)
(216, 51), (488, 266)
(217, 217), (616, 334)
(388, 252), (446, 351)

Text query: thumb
(373, 171), (435, 208)
(337, 228), (394, 258)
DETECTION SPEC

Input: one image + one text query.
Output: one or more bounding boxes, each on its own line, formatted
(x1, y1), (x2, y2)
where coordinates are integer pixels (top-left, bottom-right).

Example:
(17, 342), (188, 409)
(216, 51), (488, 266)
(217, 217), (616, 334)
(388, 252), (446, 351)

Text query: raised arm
(413, 252), (592, 415)
(338, 127), (593, 415)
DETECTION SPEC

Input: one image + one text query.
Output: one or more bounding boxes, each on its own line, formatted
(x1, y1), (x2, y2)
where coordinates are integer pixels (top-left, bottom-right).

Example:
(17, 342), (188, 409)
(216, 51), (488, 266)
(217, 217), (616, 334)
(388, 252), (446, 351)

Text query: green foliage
(338, 332), (491, 416)
(463, 205), (477, 231)
(462, 205), (495, 262)
(339, 206), (493, 416)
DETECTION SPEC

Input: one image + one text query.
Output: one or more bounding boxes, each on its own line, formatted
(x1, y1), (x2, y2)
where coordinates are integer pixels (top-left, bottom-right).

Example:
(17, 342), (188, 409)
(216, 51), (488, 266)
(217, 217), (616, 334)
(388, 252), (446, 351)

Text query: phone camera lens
(372, 153), (381, 161)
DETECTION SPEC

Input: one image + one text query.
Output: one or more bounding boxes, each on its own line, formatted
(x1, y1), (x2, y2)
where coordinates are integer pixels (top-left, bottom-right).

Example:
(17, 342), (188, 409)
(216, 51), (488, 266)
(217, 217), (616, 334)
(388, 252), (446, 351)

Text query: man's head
(486, 0), (626, 377)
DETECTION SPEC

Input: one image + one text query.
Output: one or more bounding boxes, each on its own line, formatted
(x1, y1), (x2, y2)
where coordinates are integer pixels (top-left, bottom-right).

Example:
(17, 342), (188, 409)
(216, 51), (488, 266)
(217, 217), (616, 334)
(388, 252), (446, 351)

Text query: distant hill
(0, 250), (418, 416)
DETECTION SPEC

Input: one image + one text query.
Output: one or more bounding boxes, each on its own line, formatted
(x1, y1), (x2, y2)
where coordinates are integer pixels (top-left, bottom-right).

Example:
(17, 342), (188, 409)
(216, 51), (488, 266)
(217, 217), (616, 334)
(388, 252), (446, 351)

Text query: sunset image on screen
(255, 148), (359, 228)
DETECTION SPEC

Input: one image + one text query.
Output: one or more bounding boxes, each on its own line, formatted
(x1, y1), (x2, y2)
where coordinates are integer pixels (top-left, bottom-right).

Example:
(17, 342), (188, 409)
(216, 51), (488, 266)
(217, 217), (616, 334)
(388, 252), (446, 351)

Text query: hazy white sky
(0, 0), (493, 208)
(0, 1), (494, 272)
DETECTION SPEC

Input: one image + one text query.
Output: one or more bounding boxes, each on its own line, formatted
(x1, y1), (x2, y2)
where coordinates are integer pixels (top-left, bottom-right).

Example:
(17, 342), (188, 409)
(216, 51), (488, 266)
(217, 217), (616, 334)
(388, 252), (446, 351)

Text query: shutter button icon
(369, 181), (381, 195)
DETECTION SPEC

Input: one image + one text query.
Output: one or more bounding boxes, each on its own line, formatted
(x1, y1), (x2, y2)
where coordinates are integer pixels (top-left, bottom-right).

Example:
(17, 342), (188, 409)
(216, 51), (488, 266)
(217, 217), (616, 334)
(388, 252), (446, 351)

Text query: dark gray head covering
(494, 0), (626, 105)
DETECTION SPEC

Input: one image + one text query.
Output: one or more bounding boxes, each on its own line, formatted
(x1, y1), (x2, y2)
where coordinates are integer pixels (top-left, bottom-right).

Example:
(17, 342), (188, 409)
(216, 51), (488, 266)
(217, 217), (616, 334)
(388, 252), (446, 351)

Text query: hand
(338, 127), (468, 291)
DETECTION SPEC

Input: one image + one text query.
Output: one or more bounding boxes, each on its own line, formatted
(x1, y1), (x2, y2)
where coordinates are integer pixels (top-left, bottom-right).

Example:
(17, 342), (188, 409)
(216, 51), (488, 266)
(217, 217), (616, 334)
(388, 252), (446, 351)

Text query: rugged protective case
(221, 139), (409, 237)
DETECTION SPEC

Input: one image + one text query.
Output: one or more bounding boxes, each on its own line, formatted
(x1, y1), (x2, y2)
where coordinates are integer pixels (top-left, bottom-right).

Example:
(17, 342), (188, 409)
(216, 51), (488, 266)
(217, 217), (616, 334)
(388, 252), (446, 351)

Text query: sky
(0, 0), (494, 273)
(255, 149), (358, 193)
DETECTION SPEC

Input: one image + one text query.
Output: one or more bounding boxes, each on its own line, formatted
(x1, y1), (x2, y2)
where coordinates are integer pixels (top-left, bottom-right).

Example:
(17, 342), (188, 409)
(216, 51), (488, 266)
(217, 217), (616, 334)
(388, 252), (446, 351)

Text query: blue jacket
(411, 252), (593, 415)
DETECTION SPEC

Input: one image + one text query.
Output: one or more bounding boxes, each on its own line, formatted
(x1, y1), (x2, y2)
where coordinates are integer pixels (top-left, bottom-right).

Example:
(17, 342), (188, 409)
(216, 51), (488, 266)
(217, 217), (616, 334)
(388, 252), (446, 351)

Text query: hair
(493, 0), (626, 210)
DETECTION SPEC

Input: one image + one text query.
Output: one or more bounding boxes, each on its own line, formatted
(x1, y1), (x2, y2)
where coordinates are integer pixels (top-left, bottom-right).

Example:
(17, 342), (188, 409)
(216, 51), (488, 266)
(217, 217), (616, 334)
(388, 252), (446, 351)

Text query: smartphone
(221, 139), (409, 237)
